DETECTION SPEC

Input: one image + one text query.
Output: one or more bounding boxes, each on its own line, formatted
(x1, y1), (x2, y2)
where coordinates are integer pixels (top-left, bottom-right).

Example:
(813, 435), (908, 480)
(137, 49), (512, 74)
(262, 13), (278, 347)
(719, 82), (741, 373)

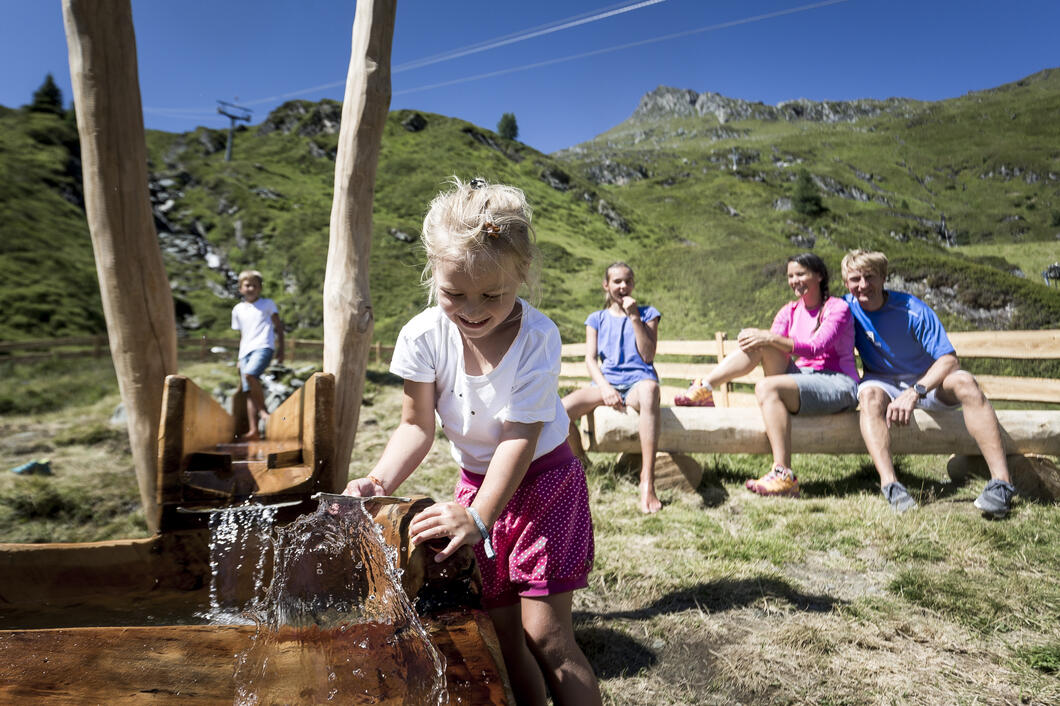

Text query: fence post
(714, 331), (731, 408)
(200, 335), (207, 361)
(288, 338), (296, 363)
(373, 341), (382, 364)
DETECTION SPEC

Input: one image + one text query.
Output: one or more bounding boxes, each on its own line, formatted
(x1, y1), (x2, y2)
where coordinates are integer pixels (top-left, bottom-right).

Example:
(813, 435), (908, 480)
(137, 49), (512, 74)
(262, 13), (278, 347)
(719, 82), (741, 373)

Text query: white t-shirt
(231, 298), (279, 359)
(390, 300), (569, 474)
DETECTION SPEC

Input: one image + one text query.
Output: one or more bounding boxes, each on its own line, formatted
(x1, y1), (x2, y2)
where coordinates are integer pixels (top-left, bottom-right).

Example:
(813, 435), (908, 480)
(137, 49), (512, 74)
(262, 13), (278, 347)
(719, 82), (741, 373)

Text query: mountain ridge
(2, 68), (1059, 347)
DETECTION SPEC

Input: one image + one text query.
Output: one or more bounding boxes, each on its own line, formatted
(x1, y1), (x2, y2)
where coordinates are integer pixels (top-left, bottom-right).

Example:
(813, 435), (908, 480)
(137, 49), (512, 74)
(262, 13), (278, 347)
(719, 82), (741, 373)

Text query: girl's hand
(601, 385), (625, 410)
(342, 477), (381, 497)
(409, 502), (480, 563)
(621, 296), (639, 319)
(737, 327), (771, 352)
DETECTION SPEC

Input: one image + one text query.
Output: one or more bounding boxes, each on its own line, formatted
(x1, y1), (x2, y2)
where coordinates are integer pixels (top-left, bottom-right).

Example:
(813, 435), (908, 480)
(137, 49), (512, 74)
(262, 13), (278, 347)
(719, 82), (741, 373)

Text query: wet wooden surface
(0, 609), (509, 704)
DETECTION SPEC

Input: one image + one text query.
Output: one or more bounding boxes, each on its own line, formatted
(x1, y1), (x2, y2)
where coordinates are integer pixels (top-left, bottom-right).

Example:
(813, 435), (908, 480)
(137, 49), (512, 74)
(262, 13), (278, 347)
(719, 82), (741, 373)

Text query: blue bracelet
(467, 507), (495, 559)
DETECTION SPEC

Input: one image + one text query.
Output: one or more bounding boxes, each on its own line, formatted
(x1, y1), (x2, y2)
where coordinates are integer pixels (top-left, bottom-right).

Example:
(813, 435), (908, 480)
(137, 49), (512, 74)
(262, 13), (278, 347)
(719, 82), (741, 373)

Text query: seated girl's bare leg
(628, 380), (662, 513)
(489, 603), (548, 706)
(561, 386), (606, 420)
(520, 592), (602, 706)
(561, 387), (606, 468)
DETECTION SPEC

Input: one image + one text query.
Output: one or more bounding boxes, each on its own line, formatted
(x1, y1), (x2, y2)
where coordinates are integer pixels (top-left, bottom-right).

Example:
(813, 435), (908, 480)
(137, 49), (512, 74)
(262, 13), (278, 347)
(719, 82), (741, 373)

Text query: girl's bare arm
(409, 420), (543, 562)
(343, 379), (435, 496)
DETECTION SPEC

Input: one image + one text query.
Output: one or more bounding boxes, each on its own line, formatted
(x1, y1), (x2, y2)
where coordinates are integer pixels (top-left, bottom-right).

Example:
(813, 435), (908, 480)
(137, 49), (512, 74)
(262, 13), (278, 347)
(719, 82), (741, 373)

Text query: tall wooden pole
(323, 0), (397, 489)
(63, 0), (177, 533)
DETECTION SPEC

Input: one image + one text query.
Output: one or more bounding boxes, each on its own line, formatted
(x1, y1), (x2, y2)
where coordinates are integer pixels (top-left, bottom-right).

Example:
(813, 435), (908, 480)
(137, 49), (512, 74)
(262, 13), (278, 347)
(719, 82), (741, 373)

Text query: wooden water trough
(0, 376), (513, 703)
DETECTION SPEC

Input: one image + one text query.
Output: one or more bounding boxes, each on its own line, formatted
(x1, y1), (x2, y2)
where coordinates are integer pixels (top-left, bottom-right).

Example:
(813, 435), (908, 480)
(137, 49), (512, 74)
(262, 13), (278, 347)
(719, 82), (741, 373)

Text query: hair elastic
(467, 507), (495, 559)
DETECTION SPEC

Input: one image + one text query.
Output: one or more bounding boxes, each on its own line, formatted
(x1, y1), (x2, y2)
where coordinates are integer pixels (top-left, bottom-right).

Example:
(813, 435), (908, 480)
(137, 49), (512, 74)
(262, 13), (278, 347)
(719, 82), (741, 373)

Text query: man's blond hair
(841, 250), (888, 280)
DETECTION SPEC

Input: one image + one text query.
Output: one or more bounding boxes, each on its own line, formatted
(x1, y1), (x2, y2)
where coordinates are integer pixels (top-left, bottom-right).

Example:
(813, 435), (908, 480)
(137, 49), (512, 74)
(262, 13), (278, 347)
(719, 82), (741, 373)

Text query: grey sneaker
(974, 479), (1016, 518)
(881, 481), (918, 513)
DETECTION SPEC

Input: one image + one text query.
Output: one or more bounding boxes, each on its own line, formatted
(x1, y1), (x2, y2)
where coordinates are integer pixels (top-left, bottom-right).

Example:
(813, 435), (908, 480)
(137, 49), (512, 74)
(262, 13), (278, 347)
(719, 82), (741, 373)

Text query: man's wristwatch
(913, 383), (928, 398)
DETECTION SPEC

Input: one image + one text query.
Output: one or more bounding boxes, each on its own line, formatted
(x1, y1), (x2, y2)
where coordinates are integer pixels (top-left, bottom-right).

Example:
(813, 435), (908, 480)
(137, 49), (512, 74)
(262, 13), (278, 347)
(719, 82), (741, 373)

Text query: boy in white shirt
(231, 270), (284, 440)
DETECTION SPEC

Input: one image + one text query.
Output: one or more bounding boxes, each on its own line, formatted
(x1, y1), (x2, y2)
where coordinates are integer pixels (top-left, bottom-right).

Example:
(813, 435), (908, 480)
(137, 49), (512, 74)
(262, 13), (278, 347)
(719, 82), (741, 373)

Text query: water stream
(203, 498), (447, 704)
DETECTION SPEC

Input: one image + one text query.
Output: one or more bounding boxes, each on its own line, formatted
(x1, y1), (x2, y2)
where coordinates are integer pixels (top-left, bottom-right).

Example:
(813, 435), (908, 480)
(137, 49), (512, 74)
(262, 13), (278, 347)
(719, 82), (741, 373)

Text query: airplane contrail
(393, 0), (668, 73)
(146, 0), (668, 113)
(145, 0), (847, 117)
(394, 0), (850, 97)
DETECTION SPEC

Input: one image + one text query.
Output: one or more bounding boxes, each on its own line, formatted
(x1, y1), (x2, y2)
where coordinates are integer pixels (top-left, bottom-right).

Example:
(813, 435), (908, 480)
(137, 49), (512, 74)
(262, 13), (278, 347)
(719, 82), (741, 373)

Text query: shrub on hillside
(792, 169), (825, 217)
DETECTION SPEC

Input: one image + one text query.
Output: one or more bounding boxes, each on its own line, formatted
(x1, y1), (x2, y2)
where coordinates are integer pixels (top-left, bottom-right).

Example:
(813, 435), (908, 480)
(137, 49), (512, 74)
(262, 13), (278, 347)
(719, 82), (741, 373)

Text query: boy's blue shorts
(239, 348), (274, 390)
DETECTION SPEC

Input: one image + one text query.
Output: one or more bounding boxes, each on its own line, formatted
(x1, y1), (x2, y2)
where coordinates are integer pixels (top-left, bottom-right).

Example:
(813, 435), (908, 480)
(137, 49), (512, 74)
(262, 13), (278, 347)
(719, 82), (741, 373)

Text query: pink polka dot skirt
(455, 443), (595, 608)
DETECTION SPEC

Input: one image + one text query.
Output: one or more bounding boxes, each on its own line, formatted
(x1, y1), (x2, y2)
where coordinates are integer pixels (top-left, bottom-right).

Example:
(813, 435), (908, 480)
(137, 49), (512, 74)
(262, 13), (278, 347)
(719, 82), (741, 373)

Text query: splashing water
(199, 503), (279, 625)
(233, 497), (448, 704)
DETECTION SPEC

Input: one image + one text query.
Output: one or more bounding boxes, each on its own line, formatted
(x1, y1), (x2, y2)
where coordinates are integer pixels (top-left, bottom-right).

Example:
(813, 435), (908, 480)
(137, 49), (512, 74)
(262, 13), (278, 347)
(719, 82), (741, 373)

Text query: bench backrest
(560, 330), (1060, 407)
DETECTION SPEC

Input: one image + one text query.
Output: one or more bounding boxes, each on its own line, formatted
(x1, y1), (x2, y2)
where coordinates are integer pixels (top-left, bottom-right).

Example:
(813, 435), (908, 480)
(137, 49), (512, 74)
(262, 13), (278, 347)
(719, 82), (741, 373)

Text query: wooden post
(288, 337), (296, 363)
(63, 0), (177, 533)
(323, 0), (397, 490)
(714, 331), (730, 407)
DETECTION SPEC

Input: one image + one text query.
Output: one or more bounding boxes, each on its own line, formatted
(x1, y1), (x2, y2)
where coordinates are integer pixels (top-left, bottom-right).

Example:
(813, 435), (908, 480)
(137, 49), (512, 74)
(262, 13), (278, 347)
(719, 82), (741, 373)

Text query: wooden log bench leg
(614, 452), (704, 493)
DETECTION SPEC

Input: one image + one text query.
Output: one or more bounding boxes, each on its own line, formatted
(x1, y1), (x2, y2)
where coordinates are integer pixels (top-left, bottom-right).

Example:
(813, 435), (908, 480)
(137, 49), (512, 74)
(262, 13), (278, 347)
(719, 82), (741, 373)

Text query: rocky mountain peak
(257, 99), (342, 137)
(632, 85), (918, 124)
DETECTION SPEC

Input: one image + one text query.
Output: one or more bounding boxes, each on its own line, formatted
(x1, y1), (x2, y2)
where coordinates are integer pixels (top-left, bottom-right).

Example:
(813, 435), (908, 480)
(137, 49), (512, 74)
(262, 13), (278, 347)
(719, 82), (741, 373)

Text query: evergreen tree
(497, 112), (518, 141)
(793, 169), (825, 217)
(30, 73), (64, 115)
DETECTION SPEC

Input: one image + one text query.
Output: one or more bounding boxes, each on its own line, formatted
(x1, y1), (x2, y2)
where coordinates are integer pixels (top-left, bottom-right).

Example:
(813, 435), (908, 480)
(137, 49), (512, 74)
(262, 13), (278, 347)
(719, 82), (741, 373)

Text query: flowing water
(199, 503), (279, 624)
(223, 497), (448, 705)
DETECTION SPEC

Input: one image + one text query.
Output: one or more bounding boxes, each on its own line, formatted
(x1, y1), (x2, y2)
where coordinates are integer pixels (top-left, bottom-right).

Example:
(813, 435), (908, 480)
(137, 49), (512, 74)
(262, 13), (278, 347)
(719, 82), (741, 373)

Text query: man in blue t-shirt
(841, 250), (1015, 518)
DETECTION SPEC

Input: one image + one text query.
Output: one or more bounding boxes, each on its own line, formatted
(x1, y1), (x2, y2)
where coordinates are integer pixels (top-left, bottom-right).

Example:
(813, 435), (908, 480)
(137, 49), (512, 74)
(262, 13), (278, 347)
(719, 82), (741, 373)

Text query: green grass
(956, 241), (1060, 284)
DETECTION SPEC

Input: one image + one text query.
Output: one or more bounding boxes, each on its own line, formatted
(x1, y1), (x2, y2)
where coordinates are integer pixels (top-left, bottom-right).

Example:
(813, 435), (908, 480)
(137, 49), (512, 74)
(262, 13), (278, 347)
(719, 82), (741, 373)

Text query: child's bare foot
(639, 482), (662, 514)
(238, 429), (260, 442)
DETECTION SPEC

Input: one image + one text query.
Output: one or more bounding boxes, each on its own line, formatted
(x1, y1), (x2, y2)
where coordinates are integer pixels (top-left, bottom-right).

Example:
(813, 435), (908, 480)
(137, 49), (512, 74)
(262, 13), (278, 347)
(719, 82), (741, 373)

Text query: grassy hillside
(2, 69), (1059, 347)
(556, 68), (1060, 336)
(0, 106), (103, 340)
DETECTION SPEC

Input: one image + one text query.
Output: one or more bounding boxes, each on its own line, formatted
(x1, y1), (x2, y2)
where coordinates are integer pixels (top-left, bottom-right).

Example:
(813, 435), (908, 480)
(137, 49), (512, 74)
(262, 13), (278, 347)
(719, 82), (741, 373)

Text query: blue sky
(2, 1), (1058, 154)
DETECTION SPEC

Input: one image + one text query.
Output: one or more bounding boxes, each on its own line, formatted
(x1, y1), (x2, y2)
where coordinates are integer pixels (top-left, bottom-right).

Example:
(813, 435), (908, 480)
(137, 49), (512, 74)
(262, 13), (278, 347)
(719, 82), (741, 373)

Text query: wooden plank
(654, 361), (762, 383)
(266, 448), (303, 468)
(265, 384), (303, 442)
(977, 375), (1060, 403)
(305, 373), (338, 493)
(183, 377), (237, 453)
(949, 330), (1060, 359)
(0, 611), (509, 705)
(655, 340), (723, 356)
(562, 339), (724, 359)
(588, 407), (1060, 456)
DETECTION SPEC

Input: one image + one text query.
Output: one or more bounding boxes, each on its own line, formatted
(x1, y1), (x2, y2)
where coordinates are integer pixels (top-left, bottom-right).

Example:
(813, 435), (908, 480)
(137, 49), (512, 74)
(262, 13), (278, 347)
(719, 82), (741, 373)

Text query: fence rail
(0, 336), (396, 366)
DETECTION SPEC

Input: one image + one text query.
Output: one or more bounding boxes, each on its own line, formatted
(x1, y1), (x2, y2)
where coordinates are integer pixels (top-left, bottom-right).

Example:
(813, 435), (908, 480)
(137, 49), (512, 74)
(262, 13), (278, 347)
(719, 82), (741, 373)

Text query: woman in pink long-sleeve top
(675, 253), (858, 498)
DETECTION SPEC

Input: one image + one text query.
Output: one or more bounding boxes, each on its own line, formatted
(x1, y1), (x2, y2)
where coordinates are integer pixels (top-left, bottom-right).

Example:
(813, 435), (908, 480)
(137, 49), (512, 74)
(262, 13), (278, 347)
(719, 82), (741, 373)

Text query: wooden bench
(561, 331), (1060, 497)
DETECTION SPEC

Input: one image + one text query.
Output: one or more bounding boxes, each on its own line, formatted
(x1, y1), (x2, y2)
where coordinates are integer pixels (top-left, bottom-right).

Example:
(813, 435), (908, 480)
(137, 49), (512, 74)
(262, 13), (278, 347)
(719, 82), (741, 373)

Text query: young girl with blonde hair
(344, 177), (601, 705)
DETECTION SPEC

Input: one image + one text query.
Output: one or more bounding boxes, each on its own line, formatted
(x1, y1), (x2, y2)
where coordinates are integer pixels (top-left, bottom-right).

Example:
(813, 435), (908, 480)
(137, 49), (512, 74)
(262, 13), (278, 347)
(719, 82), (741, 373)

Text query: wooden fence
(0, 336), (396, 366)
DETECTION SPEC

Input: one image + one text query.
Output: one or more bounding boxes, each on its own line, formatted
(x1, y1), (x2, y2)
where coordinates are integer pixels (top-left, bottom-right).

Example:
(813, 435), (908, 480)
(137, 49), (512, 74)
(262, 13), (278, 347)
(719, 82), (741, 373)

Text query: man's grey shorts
(789, 365), (859, 415)
(857, 373), (960, 411)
